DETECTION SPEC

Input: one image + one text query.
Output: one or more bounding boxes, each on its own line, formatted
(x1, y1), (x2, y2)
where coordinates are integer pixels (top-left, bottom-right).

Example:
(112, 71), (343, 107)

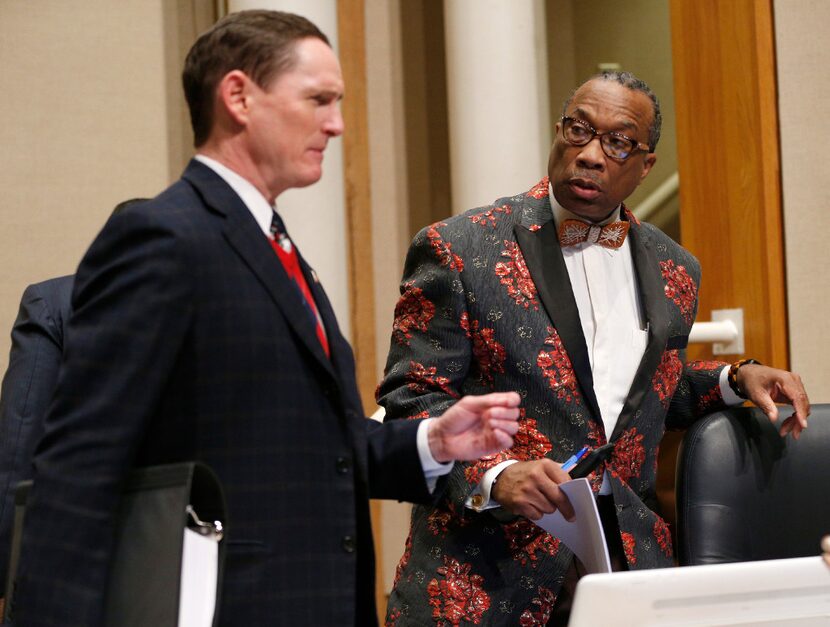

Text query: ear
(639, 153), (657, 183)
(216, 70), (254, 126)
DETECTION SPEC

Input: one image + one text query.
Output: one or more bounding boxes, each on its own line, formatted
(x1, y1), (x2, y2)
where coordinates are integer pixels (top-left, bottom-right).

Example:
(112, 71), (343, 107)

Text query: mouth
(568, 176), (602, 201)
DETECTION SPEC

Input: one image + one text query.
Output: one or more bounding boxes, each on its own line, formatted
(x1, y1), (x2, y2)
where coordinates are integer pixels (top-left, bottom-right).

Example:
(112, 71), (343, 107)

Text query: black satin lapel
(611, 224), (670, 441)
(223, 215), (336, 378)
(514, 223), (602, 423)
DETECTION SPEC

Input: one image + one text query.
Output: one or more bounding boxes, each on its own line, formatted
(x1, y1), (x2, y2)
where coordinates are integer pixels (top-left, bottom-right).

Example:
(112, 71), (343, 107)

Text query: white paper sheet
(178, 527), (219, 627)
(532, 478), (612, 574)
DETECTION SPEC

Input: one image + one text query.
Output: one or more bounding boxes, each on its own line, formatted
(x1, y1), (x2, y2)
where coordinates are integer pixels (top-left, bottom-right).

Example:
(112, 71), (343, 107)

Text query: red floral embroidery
(537, 328), (581, 404)
(621, 532), (637, 565)
(519, 586), (557, 626)
(697, 385), (722, 413)
(392, 282), (435, 346)
(689, 360), (728, 371)
(527, 177), (549, 199)
(654, 517), (673, 558)
(407, 410), (429, 420)
(660, 259), (697, 325)
(469, 204), (512, 228)
(528, 224), (542, 232)
(610, 428), (646, 485)
(427, 222), (464, 272)
(427, 502), (460, 536)
(392, 532), (413, 588)
(464, 412), (552, 484)
(427, 556), (491, 626)
(406, 361), (460, 398)
(495, 241), (539, 310)
(652, 350), (683, 408)
(460, 313), (506, 388)
(622, 205), (640, 226)
(386, 607), (402, 627)
(503, 518), (560, 567)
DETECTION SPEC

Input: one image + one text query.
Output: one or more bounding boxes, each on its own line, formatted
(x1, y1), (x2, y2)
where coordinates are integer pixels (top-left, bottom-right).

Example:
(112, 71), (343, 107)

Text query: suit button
(336, 457), (350, 474)
(471, 494), (485, 510)
(342, 535), (356, 553)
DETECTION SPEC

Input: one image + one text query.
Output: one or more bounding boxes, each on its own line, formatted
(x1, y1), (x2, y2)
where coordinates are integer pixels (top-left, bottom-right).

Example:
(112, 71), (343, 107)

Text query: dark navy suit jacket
(0, 276), (73, 593)
(12, 160), (429, 626)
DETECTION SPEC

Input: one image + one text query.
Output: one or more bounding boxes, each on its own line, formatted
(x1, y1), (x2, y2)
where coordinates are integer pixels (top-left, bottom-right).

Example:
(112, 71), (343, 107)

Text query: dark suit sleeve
(0, 279), (71, 592)
(366, 417), (432, 503)
(11, 212), (193, 627)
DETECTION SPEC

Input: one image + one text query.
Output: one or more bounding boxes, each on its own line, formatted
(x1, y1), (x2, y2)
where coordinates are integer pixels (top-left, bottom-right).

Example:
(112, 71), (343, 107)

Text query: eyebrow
(571, 107), (638, 133)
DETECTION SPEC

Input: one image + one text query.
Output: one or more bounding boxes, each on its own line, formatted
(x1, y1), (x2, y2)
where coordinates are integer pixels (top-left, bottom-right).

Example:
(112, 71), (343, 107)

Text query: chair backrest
(675, 404), (830, 566)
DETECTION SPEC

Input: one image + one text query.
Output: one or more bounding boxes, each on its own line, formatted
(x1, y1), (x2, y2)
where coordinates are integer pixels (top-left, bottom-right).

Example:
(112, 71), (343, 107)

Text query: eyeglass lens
(562, 117), (636, 160)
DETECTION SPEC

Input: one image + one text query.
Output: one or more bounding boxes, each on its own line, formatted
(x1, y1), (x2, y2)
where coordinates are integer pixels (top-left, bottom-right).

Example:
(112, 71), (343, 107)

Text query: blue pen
(561, 446), (589, 472)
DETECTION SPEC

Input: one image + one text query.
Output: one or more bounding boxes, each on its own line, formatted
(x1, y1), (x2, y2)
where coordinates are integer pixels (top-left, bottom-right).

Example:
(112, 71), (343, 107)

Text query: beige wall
(774, 0), (830, 401)
(0, 0), (211, 372)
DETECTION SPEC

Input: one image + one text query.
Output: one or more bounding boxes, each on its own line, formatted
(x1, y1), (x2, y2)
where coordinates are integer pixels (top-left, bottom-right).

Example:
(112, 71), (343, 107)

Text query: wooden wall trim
(336, 0), (386, 618)
(670, 0), (788, 368)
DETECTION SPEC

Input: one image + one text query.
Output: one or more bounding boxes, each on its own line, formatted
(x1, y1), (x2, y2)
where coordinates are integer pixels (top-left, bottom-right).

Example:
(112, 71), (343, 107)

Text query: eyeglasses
(560, 116), (651, 161)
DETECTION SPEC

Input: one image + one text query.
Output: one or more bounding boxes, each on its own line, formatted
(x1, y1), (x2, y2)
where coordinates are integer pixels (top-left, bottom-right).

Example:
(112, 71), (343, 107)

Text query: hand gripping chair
(675, 404), (830, 566)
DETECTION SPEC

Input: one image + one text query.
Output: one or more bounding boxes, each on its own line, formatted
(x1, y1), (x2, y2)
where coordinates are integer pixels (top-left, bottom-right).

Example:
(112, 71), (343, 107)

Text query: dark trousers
(547, 495), (628, 626)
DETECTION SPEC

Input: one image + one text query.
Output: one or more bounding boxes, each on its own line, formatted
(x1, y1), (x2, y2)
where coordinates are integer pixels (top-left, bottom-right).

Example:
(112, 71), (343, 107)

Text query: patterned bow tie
(557, 219), (630, 249)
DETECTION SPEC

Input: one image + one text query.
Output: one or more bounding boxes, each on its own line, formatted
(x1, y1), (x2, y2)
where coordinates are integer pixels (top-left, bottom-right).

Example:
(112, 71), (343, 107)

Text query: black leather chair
(675, 404), (830, 566)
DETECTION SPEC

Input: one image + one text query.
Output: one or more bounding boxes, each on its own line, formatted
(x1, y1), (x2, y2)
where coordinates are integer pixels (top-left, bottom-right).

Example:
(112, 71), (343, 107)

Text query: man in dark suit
(0, 275), (73, 603)
(378, 71), (810, 625)
(0, 202), (147, 608)
(9, 11), (520, 627)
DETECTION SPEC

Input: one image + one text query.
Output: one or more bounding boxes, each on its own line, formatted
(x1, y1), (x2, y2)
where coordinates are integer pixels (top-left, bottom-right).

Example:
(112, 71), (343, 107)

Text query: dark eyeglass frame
(560, 116), (651, 161)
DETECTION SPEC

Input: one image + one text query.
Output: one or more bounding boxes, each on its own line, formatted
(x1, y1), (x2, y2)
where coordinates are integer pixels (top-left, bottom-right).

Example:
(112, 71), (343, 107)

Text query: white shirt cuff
(464, 459), (519, 511)
(719, 364), (744, 406)
(417, 418), (454, 493)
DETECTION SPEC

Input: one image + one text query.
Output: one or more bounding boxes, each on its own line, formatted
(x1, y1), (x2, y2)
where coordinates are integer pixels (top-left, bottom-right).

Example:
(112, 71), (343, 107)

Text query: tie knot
(270, 211), (292, 253)
(558, 219), (630, 249)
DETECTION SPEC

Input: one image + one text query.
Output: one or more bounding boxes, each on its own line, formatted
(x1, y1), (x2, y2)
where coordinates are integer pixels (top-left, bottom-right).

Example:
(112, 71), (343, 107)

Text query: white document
(178, 527), (219, 627)
(532, 478), (612, 574)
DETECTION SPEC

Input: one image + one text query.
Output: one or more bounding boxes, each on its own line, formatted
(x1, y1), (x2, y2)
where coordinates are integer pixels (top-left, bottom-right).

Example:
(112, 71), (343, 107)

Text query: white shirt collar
(547, 182), (622, 229)
(194, 154), (275, 237)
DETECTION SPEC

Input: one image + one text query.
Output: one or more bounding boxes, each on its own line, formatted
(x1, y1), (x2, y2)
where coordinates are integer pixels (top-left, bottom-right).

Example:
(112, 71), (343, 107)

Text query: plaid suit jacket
(377, 179), (729, 626)
(11, 160), (427, 627)
(0, 276), (74, 592)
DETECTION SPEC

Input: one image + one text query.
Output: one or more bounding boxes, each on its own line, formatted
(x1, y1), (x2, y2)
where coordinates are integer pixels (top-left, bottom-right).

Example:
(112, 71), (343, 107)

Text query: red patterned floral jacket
(377, 179), (729, 626)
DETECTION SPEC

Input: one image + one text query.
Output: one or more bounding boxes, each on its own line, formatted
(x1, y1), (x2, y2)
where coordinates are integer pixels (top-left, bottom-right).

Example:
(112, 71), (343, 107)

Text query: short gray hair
(562, 70), (662, 152)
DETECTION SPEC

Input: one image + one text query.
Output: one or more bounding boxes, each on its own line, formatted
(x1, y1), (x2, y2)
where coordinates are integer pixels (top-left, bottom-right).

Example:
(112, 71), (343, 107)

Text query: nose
(575, 136), (605, 170)
(323, 104), (344, 137)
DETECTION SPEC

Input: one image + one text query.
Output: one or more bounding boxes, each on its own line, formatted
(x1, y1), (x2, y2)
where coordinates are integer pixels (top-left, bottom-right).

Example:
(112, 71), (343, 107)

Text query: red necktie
(270, 213), (330, 358)
(557, 219), (630, 249)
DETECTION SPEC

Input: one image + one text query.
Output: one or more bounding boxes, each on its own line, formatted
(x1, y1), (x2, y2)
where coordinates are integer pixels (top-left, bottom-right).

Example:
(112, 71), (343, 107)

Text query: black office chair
(675, 404), (830, 566)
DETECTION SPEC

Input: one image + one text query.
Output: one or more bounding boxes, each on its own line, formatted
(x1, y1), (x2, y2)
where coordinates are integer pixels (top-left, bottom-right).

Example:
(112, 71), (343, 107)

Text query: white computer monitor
(569, 556), (830, 626)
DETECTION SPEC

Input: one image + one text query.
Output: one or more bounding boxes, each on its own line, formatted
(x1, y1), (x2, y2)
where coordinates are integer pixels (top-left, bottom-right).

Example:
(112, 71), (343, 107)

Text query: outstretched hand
(737, 364), (810, 438)
(428, 392), (521, 463)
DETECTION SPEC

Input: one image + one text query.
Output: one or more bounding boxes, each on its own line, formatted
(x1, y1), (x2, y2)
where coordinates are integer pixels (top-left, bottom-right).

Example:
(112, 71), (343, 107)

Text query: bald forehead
(567, 78), (654, 136)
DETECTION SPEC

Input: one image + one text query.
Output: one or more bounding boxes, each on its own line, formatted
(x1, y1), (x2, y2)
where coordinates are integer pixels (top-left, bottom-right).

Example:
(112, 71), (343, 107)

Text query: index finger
(462, 391), (522, 411)
(539, 461), (575, 520)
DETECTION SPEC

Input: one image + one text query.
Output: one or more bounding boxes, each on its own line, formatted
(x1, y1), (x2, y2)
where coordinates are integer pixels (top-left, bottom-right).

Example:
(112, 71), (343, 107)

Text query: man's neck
(197, 141), (278, 205)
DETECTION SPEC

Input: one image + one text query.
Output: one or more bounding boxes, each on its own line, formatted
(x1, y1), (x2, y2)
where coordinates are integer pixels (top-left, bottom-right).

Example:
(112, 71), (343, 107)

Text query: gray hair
(562, 70), (662, 152)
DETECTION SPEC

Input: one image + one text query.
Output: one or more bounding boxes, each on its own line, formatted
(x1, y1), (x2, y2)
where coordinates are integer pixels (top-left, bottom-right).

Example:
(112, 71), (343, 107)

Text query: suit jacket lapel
(609, 220), (670, 442)
(183, 160), (337, 378)
(514, 219), (603, 424)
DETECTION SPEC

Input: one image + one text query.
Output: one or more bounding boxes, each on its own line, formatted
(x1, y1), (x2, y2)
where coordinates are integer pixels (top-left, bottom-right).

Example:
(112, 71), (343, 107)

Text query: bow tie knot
(558, 219), (630, 249)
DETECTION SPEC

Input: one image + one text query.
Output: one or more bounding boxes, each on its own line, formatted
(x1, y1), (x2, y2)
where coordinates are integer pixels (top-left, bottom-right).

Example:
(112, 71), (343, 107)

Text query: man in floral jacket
(377, 71), (810, 626)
